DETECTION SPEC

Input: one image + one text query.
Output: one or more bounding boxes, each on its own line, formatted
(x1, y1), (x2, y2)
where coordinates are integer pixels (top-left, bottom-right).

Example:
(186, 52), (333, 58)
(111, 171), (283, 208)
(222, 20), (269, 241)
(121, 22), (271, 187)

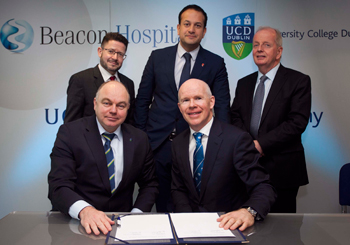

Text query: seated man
(48, 81), (158, 235)
(171, 79), (276, 231)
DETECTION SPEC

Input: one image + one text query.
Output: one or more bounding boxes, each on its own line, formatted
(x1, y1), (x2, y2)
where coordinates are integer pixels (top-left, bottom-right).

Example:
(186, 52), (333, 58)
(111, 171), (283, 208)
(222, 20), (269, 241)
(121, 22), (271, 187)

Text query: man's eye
(118, 105), (126, 110)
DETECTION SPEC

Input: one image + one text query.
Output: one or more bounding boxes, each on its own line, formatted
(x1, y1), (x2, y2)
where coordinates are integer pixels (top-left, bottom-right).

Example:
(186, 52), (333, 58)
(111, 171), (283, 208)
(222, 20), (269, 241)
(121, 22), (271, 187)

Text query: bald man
(49, 81), (158, 235)
(171, 79), (276, 231)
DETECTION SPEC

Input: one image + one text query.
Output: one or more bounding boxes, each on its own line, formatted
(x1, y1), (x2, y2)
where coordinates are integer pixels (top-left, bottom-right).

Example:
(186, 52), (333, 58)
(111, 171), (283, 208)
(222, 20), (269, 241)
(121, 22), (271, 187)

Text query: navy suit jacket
(48, 116), (158, 216)
(64, 65), (135, 124)
(171, 118), (276, 218)
(134, 44), (230, 150)
(230, 65), (311, 188)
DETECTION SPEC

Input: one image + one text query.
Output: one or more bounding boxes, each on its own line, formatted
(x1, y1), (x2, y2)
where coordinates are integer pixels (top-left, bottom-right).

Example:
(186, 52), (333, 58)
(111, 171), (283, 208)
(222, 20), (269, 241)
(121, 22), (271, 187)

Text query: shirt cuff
(131, 208), (143, 213)
(68, 200), (92, 220)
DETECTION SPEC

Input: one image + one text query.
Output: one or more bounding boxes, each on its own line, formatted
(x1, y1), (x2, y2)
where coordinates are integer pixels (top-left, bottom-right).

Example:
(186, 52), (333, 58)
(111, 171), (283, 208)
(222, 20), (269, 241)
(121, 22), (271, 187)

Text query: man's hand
(217, 208), (255, 231)
(79, 206), (115, 235)
(253, 140), (264, 156)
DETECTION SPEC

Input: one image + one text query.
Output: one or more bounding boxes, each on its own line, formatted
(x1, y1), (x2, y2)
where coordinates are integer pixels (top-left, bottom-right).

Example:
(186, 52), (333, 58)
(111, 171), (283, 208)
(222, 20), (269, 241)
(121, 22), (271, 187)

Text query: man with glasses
(64, 32), (135, 124)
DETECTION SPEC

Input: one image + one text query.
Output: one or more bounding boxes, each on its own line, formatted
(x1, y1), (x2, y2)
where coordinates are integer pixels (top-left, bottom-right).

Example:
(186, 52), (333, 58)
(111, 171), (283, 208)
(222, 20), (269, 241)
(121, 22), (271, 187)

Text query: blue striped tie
(193, 132), (204, 194)
(102, 133), (116, 194)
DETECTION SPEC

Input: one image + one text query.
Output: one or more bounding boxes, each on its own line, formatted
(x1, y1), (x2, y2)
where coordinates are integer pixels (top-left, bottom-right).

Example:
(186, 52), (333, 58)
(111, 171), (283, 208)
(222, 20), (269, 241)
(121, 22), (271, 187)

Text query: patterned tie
(179, 52), (192, 88)
(109, 75), (116, 81)
(102, 133), (116, 194)
(250, 75), (268, 139)
(193, 132), (204, 194)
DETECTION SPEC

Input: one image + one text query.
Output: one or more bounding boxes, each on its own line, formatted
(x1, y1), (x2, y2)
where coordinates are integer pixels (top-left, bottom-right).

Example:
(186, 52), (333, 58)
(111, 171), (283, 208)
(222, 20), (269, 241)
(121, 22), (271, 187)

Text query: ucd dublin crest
(223, 13), (254, 60)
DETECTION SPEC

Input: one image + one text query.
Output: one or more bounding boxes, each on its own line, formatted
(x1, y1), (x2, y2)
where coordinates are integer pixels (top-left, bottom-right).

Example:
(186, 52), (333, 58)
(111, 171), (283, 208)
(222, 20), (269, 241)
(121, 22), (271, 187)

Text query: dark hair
(178, 4), (207, 28)
(101, 32), (129, 51)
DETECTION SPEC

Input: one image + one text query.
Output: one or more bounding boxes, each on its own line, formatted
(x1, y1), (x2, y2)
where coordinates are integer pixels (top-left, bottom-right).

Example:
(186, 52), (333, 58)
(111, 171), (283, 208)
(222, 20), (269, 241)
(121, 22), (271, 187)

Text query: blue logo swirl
(0, 19), (34, 53)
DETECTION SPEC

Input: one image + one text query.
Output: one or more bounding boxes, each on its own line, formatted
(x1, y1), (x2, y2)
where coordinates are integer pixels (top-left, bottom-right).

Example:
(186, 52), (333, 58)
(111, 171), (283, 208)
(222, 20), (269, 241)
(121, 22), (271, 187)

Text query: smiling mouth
(188, 112), (201, 116)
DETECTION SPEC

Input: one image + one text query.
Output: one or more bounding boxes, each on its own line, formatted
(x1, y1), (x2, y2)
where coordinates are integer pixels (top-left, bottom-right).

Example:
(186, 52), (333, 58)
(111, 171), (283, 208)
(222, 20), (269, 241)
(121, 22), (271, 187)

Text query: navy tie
(250, 75), (268, 139)
(179, 53), (192, 88)
(193, 132), (204, 194)
(102, 133), (116, 194)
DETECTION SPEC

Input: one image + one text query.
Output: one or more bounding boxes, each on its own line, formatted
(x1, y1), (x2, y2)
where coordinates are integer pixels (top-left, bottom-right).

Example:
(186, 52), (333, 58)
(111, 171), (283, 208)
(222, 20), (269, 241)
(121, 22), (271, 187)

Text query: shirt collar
(98, 64), (120, 82)
(96, 117), (122, 140)
(258, 63), (280, 83)
(177, 43), (200, 62)
(190, 116), (214, 137)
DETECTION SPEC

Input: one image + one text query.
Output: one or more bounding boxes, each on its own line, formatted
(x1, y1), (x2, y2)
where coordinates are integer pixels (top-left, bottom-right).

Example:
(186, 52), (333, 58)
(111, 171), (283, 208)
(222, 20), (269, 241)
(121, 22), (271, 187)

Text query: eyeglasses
(103, 49), (127, 59)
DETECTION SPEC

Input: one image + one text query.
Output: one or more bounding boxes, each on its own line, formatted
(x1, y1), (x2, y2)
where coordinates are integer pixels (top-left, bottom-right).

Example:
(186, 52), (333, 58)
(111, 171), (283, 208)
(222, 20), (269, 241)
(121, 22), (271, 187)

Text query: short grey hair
(256, 26), (283, 47)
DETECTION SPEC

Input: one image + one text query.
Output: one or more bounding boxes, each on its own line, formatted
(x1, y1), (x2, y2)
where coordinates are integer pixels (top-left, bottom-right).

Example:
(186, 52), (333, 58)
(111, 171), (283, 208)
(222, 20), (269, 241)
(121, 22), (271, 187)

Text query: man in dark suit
(134, 4), (230, 212)
(64, 32), (135, 124)
(230, 26), (311, 213)
(48, 81), (158, 235)
(172, 78), (275, 231)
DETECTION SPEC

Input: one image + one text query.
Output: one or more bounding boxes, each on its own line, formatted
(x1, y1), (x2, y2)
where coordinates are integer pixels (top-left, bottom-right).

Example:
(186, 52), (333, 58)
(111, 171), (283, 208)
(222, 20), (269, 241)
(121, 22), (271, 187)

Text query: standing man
(172, 79), (276, 231)
(134, 4), (231, 212)
(49, 81), (158, 235)
(64, 32), (135, 124)
(230, 26), (311, 213)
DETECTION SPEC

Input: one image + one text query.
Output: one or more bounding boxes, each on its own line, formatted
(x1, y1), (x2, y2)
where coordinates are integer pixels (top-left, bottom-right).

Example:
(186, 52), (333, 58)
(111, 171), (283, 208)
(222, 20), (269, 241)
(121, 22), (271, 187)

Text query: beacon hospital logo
(0, 19), (34, 53)
(223, 13), (254, 60)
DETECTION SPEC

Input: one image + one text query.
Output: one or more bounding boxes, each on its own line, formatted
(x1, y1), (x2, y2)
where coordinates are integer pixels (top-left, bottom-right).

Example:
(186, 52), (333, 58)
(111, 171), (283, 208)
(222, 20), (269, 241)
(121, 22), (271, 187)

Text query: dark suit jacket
(64, 65), (135, 124)
(171, 118), (276, 219)
(230, 64), (311, 188)
(48, 116), (158, 216)
(134, 44), (231, 150)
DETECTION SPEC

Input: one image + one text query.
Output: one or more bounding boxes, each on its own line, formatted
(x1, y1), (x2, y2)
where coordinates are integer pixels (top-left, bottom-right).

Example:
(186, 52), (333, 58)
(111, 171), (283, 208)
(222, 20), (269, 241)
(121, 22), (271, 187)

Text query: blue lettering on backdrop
(309, 111), (323, 128)
(44, 108), (323, 127)
(116, 25), (178, 47)
(45, 108), (65, 125)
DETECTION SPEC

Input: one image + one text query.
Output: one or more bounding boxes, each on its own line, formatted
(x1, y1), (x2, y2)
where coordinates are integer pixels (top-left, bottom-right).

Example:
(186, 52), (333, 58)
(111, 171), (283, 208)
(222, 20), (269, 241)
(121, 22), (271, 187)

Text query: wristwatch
(246, 207), (257, 218)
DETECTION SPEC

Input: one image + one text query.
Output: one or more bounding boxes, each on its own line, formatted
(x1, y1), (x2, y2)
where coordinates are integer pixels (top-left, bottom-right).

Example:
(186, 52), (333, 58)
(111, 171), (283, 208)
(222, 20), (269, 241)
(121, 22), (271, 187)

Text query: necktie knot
(183, 52), (191, 61)
(260, 75), (268, 84)
(193, 132), (203, 144)
(109, 75), (116, 81)
(102, 133), (115, 142)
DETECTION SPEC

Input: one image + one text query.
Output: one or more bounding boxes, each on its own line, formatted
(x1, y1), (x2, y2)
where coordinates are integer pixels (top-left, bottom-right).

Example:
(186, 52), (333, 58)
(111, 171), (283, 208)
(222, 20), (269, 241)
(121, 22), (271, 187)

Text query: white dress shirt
(253, 63), (280, 119)
(98, 63), (120, 82)
(189, 117), (214, 175)
(174, 44), (200, 89)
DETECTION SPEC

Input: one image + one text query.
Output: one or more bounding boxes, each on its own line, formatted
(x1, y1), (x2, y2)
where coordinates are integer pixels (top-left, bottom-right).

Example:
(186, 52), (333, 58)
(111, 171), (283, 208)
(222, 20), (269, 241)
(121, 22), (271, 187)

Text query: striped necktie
(102, 133), (116, 194)
(193, 132), (204, 194)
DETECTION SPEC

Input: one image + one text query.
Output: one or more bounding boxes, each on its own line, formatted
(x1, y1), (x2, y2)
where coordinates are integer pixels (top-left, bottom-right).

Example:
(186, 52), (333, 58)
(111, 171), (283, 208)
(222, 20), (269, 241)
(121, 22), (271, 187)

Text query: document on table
(170, 213), (236, 238)
(114, 214), (174, 241)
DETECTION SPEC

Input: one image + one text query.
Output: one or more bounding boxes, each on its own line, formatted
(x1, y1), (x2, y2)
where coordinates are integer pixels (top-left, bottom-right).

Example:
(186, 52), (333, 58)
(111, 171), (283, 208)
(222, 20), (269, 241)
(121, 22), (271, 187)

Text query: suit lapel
(178, 129), (199, 198)
(93, 65), (104, 90)
(200, 119), (223, 200)
(116, 124), (134, 193)
(84, 116), (111, 193)
(190, 46), (205, 79)
(260, 65), (287, 125)
(166, 45), (178, 97)
(245, 73), (258, 130)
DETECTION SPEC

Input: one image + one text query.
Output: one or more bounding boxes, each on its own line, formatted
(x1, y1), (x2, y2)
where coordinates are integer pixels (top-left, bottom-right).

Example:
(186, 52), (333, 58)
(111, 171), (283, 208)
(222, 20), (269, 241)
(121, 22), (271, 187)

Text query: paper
(114, 214), (174, 241)
(170, 213), (236, 238)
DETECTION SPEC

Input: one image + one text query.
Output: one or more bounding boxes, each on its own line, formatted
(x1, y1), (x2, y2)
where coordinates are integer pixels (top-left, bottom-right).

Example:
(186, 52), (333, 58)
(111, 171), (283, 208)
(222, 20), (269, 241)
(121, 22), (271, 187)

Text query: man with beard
(64, 32), (135, 124)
